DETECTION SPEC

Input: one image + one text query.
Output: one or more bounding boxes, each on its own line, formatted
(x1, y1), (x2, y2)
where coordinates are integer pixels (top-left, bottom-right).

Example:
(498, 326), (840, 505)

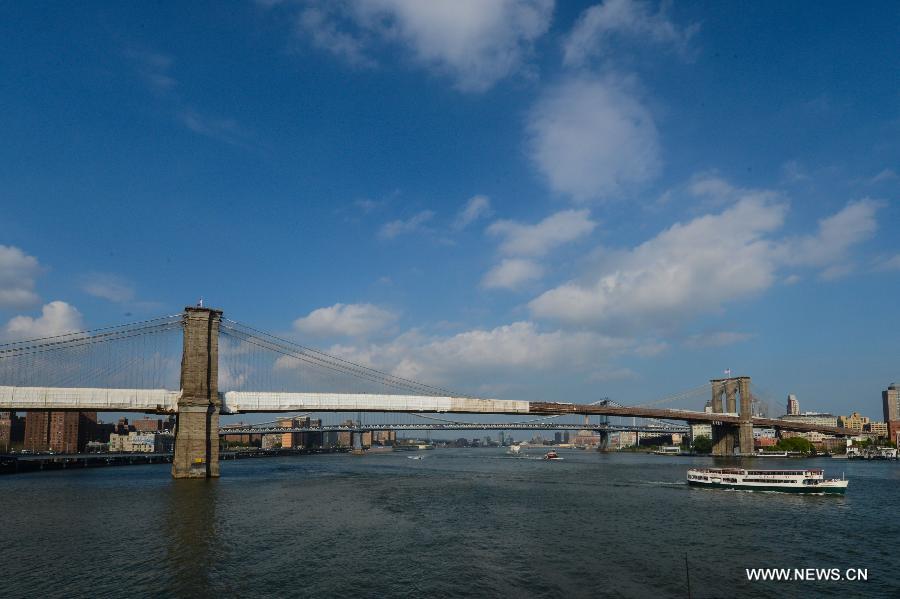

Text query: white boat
(507, 445), (521, 455)
(654, 446), (681, 455)
(407, 455), (423, 460)
(687, 467), (848, 494)
(543, 451), (562, 460)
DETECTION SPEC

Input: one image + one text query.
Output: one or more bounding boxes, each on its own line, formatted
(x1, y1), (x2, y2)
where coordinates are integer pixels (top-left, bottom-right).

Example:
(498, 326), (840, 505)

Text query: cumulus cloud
(326, 320), (648, 386)
(487, 209), (597, 256)
(453, 195), (492, 230)
(4, 301), (84, 340)
(291, 0), (555, 92)
(526, 75), (660, 202)
(482, 258), (544, 290)
(81, 274), (135, 303)
(378, 210), (435, 239)
(563, 0), (699, 67)
(529, 189), (882, 331)
(293, 303), (398, 337)
(776, 199), (881, 276)
(529, 195), (787, 329)
(0, 245), (42, 309)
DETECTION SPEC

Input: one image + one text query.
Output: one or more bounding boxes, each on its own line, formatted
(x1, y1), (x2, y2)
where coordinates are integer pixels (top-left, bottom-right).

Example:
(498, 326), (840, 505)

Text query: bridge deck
(0, 386), (853, 436)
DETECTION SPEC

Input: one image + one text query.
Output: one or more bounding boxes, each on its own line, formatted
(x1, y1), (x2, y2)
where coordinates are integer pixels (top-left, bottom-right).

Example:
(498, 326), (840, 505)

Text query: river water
(1, 449), (898, 598)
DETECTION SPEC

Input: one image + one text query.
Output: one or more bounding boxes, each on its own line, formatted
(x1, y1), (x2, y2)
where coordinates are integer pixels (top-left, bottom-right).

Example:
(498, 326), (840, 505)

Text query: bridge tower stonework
(709, 376), (753, 456)
(172, 306), (222, 479)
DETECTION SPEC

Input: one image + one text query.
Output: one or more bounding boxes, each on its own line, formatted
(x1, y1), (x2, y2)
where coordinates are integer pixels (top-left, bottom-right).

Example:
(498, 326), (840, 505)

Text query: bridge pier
(172, 307), (222, 479)
(711, 424), (734, 456)
(596, 430), (609, 451)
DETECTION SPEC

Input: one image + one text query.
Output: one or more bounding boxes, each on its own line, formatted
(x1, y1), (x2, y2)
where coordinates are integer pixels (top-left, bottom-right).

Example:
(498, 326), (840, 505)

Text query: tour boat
(508, 444), (521, 455)
(543, 451), (562, 460)
(686, 467), (848, 494)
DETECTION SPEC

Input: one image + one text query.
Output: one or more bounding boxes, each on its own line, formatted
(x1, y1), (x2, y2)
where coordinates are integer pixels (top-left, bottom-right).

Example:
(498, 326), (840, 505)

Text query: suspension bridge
(0, 306), (854, 478)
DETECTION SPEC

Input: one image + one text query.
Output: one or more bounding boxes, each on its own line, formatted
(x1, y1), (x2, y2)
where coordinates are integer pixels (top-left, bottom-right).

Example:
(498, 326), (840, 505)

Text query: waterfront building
(780, 412), (837, 427)
(24, 411), (97, 453)
(786, 394), (800, 415)
(261, 434), (281, 449)
(838, 412), (869, 432)
(108, 431), (174, 453)
(0, 411), (25, 451)
(864, 421), (888, 438)
(690, 423), (712, 441)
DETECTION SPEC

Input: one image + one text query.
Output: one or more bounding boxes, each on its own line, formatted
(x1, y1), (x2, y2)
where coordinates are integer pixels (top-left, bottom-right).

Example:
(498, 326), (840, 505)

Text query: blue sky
(1, 0), (898, 418)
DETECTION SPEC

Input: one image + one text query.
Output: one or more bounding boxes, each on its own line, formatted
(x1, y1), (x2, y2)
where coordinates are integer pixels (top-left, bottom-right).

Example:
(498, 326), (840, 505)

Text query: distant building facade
(883, 383), (900, 440)
(781, 412), (837, 428)
(864, 421), (888, 438)
(108, 431), (174, 453)
(0, 411), (25, 451)
(24, 411), (97, 452)
(838, 412), (870, 433)
(786, 394), (800, 415)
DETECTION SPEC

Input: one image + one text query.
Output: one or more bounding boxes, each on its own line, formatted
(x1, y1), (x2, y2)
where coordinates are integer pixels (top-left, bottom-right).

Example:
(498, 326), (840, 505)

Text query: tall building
(883, 383), (900, 440)
(786, 394), (800, 415)
(0, 411), (25, 451)
(781, 412), (837, 427)
(24, 411), (52, 452)
(25, 411), (97, 453)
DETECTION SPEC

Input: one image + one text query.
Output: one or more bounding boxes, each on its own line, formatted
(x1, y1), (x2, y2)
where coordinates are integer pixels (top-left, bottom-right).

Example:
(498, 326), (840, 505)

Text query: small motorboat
(543, 451), (562, 460)
(407, 455), (423, 460)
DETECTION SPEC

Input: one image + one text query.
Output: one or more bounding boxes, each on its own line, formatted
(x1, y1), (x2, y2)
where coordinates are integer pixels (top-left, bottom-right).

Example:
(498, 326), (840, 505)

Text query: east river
(2, 449), (899, 598)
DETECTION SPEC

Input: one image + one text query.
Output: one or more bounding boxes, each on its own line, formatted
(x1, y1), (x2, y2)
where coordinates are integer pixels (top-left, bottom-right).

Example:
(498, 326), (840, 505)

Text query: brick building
(0, 411), (25, 451)
(24, 411), (98, 452)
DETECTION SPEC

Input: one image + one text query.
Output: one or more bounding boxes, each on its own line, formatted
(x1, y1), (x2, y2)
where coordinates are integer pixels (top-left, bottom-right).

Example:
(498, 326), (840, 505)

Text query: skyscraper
(786, 394), (800, 416)
(883, 383), (900, 440)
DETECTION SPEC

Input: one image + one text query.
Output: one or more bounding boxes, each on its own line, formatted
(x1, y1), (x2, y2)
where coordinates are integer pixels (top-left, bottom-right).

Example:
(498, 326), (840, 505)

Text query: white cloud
(378, 210), (435, 239)
(326, 320), (647, 386)
(453, 195), (492, 230)
(869, 168), (897, 184)
(529, 190), (883, 331)
(482, 258), (544, 290)
(178, 109), (245, 146)
(4, 301), (84, 340)
(292, 0), (555, 92)
(487, 209), (597, 256)
(0, 245), (42, 309)
(81, 274), (135, 303)
(529, 195), (787, 329)
(684, 331), (754, 349)
(298, 5), (377, 68)
(293, 303), (398, 337)
(526, 75), (660, 201)
(777, 198), (881, 276)
(875, 254), (900, 272)
(563, 0), (698, 67)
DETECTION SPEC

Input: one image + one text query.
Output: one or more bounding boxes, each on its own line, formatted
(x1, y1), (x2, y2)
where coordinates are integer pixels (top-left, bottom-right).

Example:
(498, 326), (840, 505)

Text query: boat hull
(687, 480), (847, 494)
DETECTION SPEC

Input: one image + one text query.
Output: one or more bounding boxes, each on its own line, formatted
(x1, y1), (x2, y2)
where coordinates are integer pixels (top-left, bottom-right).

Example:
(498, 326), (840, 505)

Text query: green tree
(776, 436), (814, 453)
(692, 435), (713, 454)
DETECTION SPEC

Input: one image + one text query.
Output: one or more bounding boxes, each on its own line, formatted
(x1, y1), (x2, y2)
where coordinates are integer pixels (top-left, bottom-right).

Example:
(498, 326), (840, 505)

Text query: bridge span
(0, 306), (855, 478)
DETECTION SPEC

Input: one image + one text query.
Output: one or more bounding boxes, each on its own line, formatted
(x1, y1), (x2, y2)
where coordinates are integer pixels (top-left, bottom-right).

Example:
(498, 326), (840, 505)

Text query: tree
(776, 436), (814, 453)
(692, 435), (713, 454)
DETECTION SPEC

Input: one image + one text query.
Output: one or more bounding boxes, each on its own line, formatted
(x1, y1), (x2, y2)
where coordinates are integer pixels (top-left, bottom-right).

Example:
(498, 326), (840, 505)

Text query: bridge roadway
(219, 423), (690, 435)
(0, 386), (854, 436)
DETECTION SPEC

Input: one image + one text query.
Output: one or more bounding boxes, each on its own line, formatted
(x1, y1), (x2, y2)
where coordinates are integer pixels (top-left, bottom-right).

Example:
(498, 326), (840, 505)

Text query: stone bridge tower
(172, 306), (222, 479)
(708, 376), (753, 456)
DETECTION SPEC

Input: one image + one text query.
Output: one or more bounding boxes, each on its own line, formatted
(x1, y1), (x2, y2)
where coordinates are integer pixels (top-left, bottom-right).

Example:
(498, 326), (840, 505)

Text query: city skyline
(2, 1), (899, 418)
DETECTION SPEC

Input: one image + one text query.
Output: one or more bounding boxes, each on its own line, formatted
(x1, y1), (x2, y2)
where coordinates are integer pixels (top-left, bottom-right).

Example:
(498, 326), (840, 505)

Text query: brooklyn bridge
(0, 306), (853, 478)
